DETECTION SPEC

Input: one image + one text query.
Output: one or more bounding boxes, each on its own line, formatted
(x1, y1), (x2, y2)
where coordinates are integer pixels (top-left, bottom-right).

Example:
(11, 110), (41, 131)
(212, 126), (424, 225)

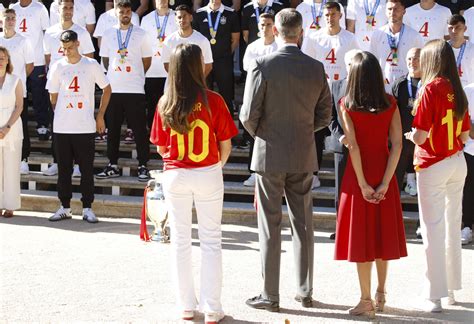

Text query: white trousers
(0, 141), (22, 210)
(417, 152), (466, 299)
(162, 163), (224, 314)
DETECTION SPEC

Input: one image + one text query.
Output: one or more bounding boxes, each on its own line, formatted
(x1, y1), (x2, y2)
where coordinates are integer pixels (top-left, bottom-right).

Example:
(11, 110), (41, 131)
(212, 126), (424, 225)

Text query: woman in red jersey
(334, 51), (406, 319)
(150, 43), (238, 324)
(406, 39), (471, 313)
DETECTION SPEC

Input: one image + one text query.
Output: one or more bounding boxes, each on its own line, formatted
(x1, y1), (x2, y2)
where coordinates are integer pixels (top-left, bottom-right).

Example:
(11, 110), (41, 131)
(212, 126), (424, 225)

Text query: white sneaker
(414, 298), (442, 313)
(49, 206), (72, 221)
(461, 227), (473, 245)
(181, 310), (194, 320)
(312, 175), (321, 189)
(82, 208), (98, 223)
(72, 164), (81, 178)
(243, 173), (256, 187)
(43, 163), (58, 176)
(20, 160), (29, 175)
(447, 290), (456, 305)
(204, 312), (225, 324)
(404, 182), (417, 196)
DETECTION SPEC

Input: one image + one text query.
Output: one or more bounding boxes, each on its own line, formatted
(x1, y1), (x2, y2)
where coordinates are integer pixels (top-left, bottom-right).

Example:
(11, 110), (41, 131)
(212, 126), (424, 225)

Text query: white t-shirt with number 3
(47, 57), (109, 134)
(404, 3), (451, 44)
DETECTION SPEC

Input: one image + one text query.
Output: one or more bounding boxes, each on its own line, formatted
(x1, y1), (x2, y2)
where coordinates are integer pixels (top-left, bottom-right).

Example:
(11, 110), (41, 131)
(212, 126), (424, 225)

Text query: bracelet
(6, 124), (10, 129)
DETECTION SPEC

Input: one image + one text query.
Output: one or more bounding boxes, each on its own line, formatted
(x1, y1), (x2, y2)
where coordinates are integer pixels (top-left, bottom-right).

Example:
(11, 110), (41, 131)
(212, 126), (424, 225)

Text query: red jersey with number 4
(150, 90), (238, 170)
(412, 77), (471, 170)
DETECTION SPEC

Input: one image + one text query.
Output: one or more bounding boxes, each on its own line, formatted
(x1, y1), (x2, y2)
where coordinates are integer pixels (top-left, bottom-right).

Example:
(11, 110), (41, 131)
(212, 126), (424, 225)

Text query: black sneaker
(137, 165), (150, 182)
(37, 125), (51, 141)
(95, 164), (120, 179)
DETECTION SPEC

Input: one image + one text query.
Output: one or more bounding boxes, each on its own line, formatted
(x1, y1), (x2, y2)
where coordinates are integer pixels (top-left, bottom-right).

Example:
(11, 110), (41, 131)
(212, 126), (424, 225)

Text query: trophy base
(151, 231), (170, 243)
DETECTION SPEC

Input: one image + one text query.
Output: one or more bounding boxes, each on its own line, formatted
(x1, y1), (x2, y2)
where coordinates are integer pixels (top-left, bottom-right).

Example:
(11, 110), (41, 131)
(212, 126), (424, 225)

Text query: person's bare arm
(219, 139), (232, 165)
(0, 82), (23, 140)
(232, 0), (241, 11)
(86, 24), (95, 34)
(340, 107), (378, 204)
(102, 57), (109, 70)
(50, 92), (58, 111)
(96, 85), (111, 134)
(105, 1), (113, 11)
(231, 32), (240, 53)
(470, 121), (474, 139)
(84, 52), (94, 58)
(347, 19), (355, 33)
(25, 63), (34, 77)
(142, 57), (152, 73)
(242, 30), (249, 43)
(193, 0), (202, 12)
(405, 128), (428, 145)
(164, 62), (169, 72)
(374, 108), (402, 201)
(204, 63), (212, 77)
(158, 146), (168, 156)
(45, 54), (51, 68)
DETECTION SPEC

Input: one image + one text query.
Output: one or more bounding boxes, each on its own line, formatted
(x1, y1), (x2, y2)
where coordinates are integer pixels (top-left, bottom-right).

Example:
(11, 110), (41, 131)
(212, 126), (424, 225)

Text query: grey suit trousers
(255, 171), (314, 302)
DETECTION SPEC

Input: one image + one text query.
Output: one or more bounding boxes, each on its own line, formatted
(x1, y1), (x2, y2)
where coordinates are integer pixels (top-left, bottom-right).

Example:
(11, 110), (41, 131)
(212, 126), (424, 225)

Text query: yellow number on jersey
(170, 119), (210, 162)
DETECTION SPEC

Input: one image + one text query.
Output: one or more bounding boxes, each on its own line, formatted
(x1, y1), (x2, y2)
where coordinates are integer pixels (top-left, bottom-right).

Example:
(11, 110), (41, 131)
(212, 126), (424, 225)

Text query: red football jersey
(150, 90), (238, 170)
(412, 77), (471, 170)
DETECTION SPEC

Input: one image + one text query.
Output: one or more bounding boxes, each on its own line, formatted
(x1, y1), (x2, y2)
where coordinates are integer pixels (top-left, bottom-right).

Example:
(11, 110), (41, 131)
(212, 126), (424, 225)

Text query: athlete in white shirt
(346, 0), (388, 52)
(97, 0), (152, 181)
(404, 0), (451, 43)
(463, 6), (474, 41)
(0, 8), (34, 174)
(93, 0), (140, 46)
(161, 4), (213, 75)
(447, 14), (474, 87)
(50, 0), (96, 34)
(47, 30), (111, 224)
(141, 0), (178, 128)
(44, 0), (95, 68)
(0, 3), (4, 30)
(302, 2), (359, 87)
(9, 0), (51, 141)
(370, 0), (423, 92)
(296, 0), (346, 38)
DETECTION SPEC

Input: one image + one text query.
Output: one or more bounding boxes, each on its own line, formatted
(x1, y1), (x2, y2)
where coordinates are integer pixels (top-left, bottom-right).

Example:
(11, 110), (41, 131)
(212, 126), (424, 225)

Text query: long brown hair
(0, 46), (13, 74)
(418, 39), (467, 120)
(159, 43), (208, 134)
(344, 51), (390, 113)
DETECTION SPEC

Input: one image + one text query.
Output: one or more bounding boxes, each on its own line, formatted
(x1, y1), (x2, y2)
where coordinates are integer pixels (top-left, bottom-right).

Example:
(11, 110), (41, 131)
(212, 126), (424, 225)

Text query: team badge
(78, 102), (83, 109)
(126, 66), (131, 72)
(220, 16), (227, 25)
(447, 93), (454, 102)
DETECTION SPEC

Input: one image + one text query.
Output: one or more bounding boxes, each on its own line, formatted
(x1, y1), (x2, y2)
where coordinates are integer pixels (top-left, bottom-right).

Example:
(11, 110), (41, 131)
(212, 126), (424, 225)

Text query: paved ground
(1, 211), (473, 323)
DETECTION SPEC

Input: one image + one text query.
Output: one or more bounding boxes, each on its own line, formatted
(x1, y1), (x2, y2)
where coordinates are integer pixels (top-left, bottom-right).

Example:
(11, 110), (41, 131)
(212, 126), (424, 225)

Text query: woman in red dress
(334, 51), (407, 318)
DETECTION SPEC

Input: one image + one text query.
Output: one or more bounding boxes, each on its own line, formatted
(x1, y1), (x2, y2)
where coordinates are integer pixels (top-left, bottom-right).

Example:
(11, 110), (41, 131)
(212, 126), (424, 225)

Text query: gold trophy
(146, 170), (170, 243)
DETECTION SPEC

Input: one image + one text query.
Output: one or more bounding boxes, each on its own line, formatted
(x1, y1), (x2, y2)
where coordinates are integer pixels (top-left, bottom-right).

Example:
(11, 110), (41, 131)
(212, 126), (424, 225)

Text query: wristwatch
(6, 124), (11, 129)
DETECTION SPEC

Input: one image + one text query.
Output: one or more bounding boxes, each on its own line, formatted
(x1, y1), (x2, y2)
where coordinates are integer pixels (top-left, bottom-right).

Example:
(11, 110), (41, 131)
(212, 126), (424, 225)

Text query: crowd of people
(0, 0), (473, 323)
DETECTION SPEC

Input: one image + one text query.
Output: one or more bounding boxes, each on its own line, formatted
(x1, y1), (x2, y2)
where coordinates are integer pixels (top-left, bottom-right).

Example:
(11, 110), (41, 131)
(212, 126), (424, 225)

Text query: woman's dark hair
(0, 46), (13, 74)
(344, 51), (390, 113)
(159, 43), (208, 134)
(418, 39), (467, 120)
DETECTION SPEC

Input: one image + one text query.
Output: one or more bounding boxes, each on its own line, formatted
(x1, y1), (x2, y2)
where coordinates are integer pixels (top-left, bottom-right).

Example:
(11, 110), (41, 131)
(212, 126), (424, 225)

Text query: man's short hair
(116, 0), (132, 9)
(275, 8), (302, 40)
(2, 8), (16, 16)
(448, 14), (466, 26)
(58, 0), (74, 4)
(324, 1), (340, 11)
(386, 0), (406, 8)
(259, 12), (275, 22)
(175, 4), (193, 15)
(60, 30), (78, 43)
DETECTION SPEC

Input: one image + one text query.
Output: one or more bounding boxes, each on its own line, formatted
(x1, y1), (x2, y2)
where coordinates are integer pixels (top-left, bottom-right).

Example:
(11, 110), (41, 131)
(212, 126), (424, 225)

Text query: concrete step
(19, 190), (419, 232)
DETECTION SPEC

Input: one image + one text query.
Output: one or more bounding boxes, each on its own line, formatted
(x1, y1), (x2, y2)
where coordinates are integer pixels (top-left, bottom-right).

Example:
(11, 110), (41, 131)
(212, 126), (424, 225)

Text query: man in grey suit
(240, 8), (332, 311)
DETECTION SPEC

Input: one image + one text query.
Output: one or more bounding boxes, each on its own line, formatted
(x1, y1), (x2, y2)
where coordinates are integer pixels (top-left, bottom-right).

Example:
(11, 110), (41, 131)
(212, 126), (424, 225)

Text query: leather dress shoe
(295, 295), (314, 308)
(246, 295), (280, 312)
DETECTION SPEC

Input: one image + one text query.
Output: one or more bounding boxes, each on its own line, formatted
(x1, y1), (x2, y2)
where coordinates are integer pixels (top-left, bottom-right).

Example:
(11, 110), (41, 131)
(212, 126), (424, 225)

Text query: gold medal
(169, 0), (175, 6)
(408, 98), (415, 108)
(210, 38), (217, 45)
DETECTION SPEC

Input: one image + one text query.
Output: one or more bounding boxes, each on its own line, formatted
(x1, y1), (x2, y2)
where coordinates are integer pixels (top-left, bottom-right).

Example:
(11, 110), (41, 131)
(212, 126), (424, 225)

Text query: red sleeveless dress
(334, 97), (408, 262)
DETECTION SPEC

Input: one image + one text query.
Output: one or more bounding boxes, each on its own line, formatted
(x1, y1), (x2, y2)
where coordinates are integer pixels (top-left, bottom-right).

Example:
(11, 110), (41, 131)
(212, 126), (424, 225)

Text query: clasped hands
(360, 182), (389, 204)
(0, 126), (10, 140)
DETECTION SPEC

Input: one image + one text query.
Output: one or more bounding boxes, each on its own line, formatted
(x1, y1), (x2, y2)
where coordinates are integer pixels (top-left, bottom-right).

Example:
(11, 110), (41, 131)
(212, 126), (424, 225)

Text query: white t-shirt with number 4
(452, 41), (474, 88)
(463, 7), (474, 41)
(44, 23), (95, 68)
(346, 0), (387, 52)
(49, 0), (96, 29)
(93, 9), (140, 39)
(370, 24), (423, 92)
(47, 57), (109, 134)
(404, 3), (451, 44)
(140, 10), (178, 78)
(161, 30), (213, 65)
(0, 33), (34, 98)
(99, 25), (153, 94)
(302, 28), (359, 87)
(9, 1), (50, 66)
(296, 0), (346, 38)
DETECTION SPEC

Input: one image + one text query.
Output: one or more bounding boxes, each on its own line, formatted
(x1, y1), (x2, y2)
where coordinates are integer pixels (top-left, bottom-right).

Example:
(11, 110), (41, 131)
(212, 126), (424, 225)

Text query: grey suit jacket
(239, 45), (332, 173)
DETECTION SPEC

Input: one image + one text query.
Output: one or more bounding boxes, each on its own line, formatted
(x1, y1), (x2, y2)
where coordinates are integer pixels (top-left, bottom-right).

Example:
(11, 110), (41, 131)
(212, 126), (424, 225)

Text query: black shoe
(329, 233), (336, 240)
(246, 295), (279, 312)
(37, 125), (51, 141)
(295, 295), (314, 308)
(137, 165), (150, 182)
(95, 164), (120, 179)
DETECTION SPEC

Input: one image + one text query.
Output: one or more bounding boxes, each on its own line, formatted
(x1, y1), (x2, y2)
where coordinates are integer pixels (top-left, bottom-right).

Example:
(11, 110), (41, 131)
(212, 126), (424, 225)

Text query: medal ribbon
(117, 25), (133, 61)
(407, 76), (420, 99)
(364, 0), (380, 27)
(155, 11), (169, 41)
(386, 24), (404, 65)
(255, 5), (270, 24)
(454, 41), (466, 75)
(207, 9), (223, 40)
(311, 0), (326, 29)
